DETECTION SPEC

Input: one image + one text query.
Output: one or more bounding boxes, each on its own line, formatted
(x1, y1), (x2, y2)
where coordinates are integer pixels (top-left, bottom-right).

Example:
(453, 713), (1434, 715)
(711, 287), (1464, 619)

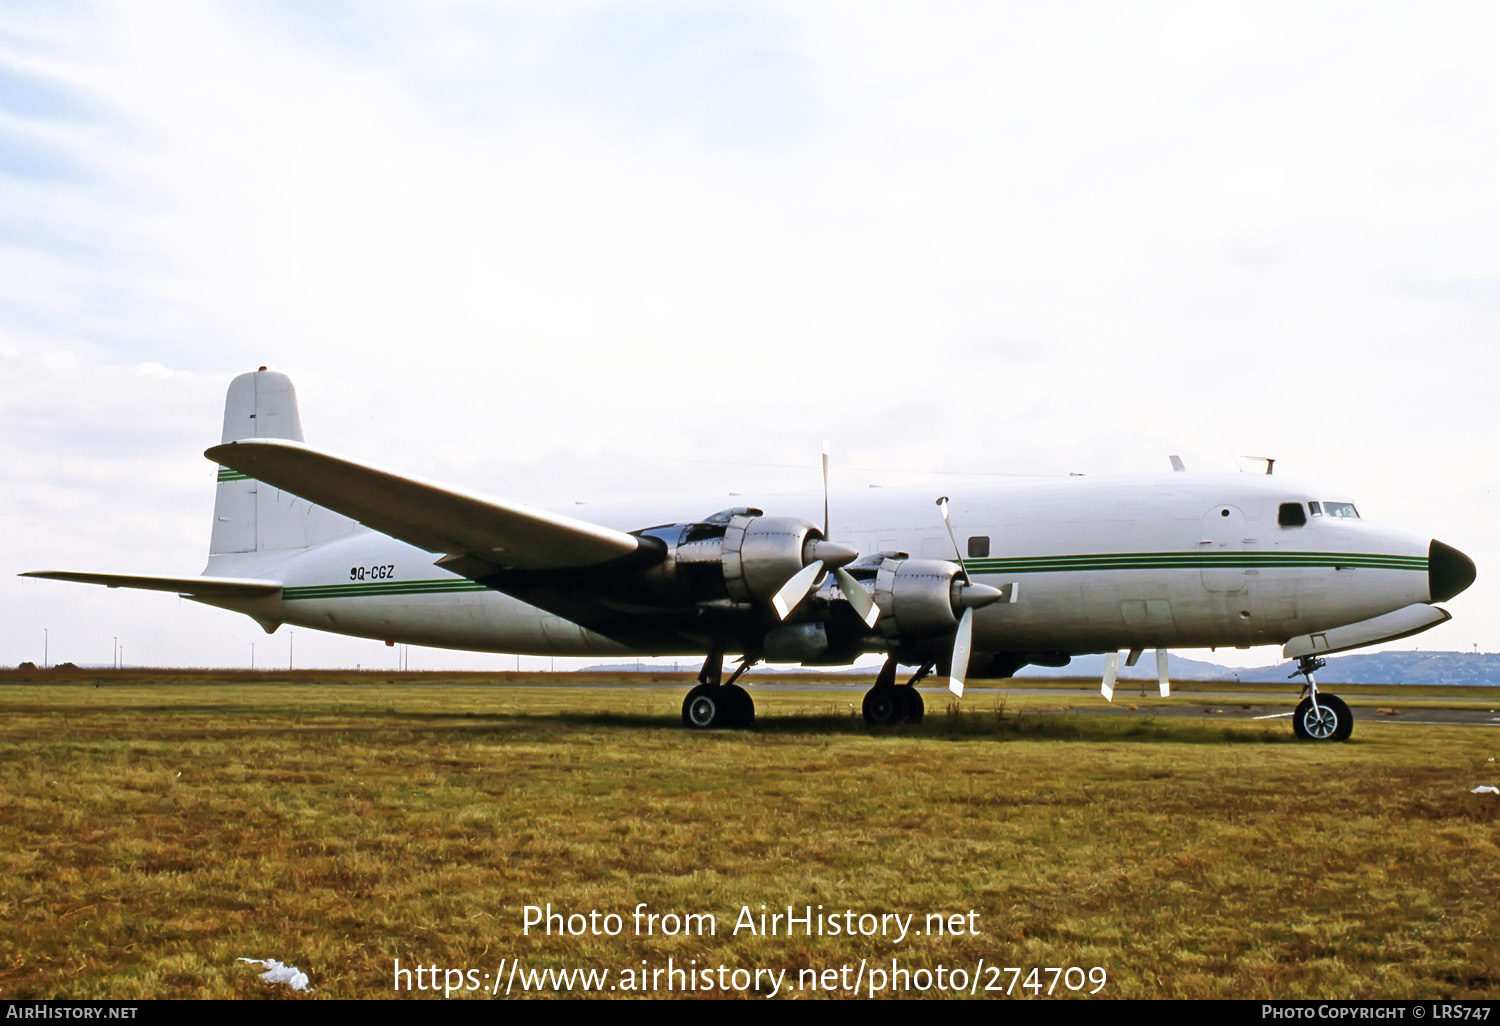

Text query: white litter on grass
(238, 957), (311, 991)
(1471, 786), (1499, 795)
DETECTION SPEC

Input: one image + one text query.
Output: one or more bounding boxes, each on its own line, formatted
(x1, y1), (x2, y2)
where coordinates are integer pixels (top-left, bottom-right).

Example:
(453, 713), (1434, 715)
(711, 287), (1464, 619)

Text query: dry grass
(0, 677), (1496, 1000)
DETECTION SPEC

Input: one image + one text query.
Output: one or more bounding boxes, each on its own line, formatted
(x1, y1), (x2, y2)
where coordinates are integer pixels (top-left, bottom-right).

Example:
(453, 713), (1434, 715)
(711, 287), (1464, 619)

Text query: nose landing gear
(1289, 656), (1353, 742)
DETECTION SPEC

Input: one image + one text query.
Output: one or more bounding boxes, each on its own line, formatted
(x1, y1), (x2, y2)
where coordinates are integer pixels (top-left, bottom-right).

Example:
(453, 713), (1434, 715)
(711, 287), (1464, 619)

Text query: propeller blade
(948, 606), (973, 696)
(1156, 648), (1170, 697)
(770, 559), (824, 620)
(833, 567), (879, 628)
(821, 439), (830, 538)
(1101, 650), (1121, 702)
(935, 496), (971, 585)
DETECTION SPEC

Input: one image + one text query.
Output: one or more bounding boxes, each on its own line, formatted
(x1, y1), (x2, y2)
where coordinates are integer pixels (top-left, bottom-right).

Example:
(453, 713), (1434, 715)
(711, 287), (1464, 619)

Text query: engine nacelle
(865, 554), (1006, 645)
(636, 508), (832, 609)
(872, 556), (964, 641)
(721, 513), (822, 604)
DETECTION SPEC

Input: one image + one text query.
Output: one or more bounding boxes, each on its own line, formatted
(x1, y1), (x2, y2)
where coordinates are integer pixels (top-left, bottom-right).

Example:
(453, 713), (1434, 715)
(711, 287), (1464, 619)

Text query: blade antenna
(935, 496), (971, 585)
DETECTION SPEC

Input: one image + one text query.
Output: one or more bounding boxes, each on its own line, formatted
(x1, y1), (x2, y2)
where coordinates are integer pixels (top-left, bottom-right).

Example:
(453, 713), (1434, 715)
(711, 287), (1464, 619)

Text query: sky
(2, 1), (1495, 673)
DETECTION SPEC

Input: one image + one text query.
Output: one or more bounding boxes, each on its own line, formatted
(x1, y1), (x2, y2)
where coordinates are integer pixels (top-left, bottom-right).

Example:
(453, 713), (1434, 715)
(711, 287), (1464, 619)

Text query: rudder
(209, 369), (354, 554)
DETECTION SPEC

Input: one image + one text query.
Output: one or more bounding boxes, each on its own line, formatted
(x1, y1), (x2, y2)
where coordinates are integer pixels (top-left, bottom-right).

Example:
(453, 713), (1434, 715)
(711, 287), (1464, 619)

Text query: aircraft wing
(204, 439), (644, 572)
(20, 571), (282, 599)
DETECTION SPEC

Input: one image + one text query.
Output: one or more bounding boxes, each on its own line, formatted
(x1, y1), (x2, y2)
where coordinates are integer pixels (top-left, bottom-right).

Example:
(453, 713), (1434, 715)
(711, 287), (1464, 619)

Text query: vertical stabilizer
(221, 369), (304, 446)
(209, 369), (355, 555)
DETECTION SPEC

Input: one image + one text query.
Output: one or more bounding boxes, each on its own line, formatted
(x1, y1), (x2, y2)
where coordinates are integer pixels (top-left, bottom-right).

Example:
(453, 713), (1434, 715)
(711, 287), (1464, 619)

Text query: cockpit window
(1308, 501), (1322, 516)
(1324, 502), (1360, 519)
(1278, 502), (1307, 527)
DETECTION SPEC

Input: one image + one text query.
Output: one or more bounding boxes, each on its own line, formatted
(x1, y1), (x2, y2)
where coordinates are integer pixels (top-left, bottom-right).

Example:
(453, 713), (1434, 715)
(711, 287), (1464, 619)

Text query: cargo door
(1199, 505), (1247, 593)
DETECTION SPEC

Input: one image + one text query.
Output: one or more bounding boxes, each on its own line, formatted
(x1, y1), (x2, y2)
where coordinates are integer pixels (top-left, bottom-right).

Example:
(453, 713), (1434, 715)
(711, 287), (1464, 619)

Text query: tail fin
(209, 369), (355, 554)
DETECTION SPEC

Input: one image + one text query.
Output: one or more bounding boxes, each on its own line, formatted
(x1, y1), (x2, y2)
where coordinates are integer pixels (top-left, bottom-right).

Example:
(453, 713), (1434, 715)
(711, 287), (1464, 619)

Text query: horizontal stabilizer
(205, 439), (643, 572)
(21, 571), (282, 599)
(1283, 602), (1452, 659)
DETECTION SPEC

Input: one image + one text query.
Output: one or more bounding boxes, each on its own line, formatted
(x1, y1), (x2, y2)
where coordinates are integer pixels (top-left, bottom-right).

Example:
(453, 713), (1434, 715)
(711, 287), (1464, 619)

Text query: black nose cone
(1429, 540), (1477, 602)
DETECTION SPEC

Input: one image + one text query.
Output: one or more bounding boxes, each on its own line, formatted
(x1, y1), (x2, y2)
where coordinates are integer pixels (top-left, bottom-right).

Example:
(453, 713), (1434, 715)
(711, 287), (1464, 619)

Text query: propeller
(936, 495), (985, 697)
(769, 540), (859, 618)
(770, 442), (879, 628)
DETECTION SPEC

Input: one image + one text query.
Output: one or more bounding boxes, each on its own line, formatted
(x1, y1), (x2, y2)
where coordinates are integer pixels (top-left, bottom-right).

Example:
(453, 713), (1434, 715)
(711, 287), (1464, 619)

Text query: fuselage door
(1200, 505), (1247, 593)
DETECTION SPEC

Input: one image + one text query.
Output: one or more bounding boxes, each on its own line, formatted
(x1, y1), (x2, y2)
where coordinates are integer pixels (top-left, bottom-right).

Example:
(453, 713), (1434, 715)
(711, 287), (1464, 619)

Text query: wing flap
(21, 571), (282, 599)
(204, 439), (642, 571)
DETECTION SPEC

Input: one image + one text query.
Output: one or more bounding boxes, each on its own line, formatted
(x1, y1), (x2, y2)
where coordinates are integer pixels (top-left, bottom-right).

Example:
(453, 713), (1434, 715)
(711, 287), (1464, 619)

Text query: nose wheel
(1293, 694), (1352, 741)
(1288, 656), (1353, 742)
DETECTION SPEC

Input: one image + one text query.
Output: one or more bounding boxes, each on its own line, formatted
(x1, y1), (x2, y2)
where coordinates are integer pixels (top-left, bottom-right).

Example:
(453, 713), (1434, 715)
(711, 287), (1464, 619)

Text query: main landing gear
(1289, 655), (1353, 742)
(862, 657), (928, 726)
(681, 649), (756, 729)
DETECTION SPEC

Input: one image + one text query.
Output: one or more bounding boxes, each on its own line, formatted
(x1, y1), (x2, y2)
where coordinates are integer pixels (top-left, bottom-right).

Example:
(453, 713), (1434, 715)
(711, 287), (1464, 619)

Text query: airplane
(23, 368), (1477, 741)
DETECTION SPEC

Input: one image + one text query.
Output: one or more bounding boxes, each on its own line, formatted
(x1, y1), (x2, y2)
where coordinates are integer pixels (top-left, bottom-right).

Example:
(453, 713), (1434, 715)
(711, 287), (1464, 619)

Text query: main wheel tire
(682, 684), (726, 729)
(898, 686), (925, 724)
(1292, 698), (1314, 740)
(724, 683), (755, 727)
(1324, 694), (1353, 741)
(863, 685), (901, 726)
(1293, 694), (1352, 742)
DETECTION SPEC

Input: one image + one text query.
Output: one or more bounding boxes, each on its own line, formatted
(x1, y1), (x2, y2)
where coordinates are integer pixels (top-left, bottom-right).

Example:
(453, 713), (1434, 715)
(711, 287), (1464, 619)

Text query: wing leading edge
(204, 439), (645, 574)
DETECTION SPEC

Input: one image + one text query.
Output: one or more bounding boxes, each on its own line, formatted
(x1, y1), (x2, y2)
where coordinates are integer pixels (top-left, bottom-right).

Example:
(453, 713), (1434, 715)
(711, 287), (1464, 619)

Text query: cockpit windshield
(1323, 501), (1360, 519)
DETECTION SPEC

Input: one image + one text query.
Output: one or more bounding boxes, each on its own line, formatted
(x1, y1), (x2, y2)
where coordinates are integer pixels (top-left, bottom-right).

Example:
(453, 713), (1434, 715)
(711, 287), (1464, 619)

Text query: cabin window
(1324, 502), (1360, 519)
(1309, 501), (1322, 516)
(1278, 502), (1307, 527)
(968, 535), (990, 558)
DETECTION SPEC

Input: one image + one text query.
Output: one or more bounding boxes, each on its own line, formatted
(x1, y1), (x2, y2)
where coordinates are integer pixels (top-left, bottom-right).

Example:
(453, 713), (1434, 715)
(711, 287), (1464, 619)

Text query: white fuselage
(196, 472), (1434, 662)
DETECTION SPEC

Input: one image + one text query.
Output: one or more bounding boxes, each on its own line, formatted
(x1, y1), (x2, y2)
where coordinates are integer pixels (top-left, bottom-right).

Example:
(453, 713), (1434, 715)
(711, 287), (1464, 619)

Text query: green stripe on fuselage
(963, 551), (1426, 574)
(279, 551), (1425, 602)
(283, 579), (489, 601)
(217, 467), (250, 482)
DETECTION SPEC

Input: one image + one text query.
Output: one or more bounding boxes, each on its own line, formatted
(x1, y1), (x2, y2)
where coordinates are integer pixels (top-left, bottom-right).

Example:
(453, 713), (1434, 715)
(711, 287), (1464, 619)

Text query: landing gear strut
(681, 648), (756, 729)
(1288, 655), (1353, 742)
(862, 657), (928, 726)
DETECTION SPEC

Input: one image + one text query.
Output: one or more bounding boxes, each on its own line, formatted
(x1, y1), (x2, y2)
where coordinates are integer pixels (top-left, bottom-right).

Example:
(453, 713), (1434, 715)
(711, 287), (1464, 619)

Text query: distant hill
(585, 651), (1500, 686)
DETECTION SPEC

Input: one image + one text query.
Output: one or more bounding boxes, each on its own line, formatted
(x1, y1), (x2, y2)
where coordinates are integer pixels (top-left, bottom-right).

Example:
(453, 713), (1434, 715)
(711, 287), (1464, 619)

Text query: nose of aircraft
(1429, 540), (1477, 602)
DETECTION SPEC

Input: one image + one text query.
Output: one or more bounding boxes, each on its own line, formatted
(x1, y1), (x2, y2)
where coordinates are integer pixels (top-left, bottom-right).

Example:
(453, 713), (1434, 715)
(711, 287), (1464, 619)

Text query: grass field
(1, 672), (1496, 1000)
